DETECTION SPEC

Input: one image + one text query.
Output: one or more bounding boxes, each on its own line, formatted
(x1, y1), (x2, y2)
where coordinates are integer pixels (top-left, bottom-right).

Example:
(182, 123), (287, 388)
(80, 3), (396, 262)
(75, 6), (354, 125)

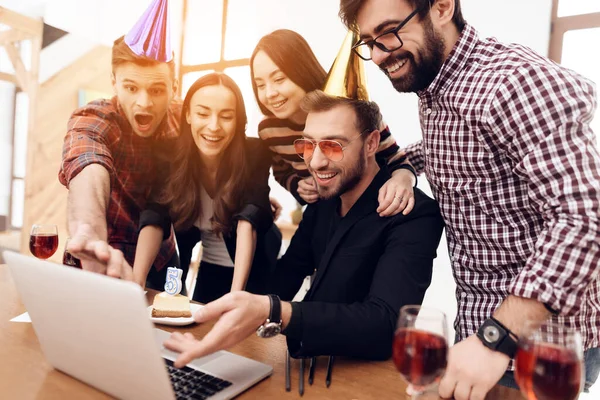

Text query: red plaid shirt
(404, 25), (600, 351)
(59, 96), (181, 271)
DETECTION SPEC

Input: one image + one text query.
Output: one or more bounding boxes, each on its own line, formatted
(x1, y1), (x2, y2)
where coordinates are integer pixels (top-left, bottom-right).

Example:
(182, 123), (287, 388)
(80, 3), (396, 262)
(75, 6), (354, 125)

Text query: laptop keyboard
(164, 358), (233, 400)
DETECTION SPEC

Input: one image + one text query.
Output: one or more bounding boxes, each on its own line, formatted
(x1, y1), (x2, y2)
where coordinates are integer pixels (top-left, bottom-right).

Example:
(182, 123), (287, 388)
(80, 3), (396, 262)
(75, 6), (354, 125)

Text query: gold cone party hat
(323, 29), (369, 101)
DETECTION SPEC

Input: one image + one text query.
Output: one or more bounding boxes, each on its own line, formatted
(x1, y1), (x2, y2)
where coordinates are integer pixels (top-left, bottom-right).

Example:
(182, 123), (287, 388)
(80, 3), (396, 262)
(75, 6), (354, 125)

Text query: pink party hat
(125, 0), (173, 62)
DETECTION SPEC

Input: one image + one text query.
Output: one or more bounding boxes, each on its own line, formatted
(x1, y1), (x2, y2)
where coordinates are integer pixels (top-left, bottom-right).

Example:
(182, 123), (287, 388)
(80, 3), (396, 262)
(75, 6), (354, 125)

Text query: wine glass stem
(411, 391), (427, 400)
(410, 385), (438, 399)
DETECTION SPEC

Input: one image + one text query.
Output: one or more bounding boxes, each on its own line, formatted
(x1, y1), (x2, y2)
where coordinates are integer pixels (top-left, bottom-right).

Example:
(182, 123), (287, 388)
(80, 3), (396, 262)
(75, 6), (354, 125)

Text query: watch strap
(488, 317), (514, 336)
(490, 317), (519, 358)
(268, 294), (282, 324)
(477, 317), (519, 358)
(496, 332), (519, 358)
(395, 164), (418, 188)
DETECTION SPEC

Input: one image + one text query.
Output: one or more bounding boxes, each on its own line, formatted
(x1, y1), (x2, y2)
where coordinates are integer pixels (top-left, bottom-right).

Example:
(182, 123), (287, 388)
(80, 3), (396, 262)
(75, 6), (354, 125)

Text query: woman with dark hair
(133, 72), (279, 303)
(250, 29), (416, 215)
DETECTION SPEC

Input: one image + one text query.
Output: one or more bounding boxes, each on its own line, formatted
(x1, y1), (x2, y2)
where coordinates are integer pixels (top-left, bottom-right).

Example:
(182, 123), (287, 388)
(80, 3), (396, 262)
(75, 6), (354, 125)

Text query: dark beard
(317, 150), (366, 200)
(381, 16), (445, 93)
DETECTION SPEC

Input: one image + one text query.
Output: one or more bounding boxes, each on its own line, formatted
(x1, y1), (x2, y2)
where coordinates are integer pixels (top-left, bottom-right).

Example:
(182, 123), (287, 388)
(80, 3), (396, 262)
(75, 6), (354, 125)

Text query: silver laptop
(3, 251), (272, 400)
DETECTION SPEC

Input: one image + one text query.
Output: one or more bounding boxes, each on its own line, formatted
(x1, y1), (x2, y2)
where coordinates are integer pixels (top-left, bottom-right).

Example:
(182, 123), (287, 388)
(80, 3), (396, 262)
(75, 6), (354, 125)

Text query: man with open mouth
(58, 0), (184, 291)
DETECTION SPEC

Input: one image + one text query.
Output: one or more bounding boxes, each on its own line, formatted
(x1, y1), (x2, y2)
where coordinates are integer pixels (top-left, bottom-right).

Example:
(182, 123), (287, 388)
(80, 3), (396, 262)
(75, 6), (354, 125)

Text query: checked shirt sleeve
(401, 140), (425, 175)
(58, 109), (117, 188)
(485, 65), (600, 316)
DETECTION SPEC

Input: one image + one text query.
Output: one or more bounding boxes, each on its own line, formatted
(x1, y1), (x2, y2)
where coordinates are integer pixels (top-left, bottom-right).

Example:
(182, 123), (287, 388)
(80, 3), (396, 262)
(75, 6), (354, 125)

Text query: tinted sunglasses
(294, 133), (363, 162)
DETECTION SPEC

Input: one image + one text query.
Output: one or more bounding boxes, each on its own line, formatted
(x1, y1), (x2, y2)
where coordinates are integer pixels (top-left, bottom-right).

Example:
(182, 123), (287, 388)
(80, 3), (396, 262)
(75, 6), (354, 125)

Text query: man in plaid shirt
(58, 34), (180, 286)
(341, 0), (600, 398)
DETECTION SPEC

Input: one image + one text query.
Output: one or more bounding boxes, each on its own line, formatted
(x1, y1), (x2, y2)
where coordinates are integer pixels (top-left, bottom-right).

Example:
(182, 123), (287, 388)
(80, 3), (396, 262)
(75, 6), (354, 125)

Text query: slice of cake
(151, 292), (192, 318)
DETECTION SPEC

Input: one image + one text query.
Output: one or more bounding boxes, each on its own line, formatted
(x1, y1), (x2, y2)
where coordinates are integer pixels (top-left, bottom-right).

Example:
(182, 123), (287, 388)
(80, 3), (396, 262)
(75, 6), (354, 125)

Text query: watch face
(483, 325), (500, 343)
(257, 322), (281, 338)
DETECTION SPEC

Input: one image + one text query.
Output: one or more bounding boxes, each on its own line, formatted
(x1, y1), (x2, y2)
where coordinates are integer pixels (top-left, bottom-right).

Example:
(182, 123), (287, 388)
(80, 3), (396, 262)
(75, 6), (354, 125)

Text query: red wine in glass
(29, 233), (59, 259)
(394, 305), (448, 398)
(515, 320), (584, 400)
(393, 328), (448, 387)
(515, 342), (582, 400)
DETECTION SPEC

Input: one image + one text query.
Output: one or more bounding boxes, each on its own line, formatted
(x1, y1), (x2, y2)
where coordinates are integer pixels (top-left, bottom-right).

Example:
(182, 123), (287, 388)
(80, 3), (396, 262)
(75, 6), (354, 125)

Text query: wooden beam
(27, 35), (42, 125)
(177, 0), (188, 98)
(553, 11), (600, 32)
(181, 58), (250, 74)
(0, 7), (42, 38)
(549, 11), (600, 63)
(548, 0), (561, 62)
(4, 42), (28, 91)
(220, 0), (228, 62)
(0, 28), (30, 46)
(0, 71), (18, 85)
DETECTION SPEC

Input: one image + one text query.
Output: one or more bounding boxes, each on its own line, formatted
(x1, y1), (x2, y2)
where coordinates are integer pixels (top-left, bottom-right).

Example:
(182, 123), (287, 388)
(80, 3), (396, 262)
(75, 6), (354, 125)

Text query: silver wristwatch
(256, 294), (282, 338)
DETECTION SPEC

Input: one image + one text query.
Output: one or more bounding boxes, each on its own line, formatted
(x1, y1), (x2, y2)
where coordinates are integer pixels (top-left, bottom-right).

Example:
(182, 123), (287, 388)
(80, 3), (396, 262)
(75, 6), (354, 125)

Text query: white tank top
(195, 186), (234, 267)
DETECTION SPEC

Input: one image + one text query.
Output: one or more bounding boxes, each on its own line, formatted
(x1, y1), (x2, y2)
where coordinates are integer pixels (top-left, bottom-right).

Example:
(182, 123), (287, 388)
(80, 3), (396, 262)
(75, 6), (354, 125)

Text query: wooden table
(0, 264), (524, 399)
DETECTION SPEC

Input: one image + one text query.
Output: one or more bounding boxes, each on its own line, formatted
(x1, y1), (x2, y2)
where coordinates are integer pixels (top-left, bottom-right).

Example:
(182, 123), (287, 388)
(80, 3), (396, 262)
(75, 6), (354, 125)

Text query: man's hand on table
(68, 223), (133, 281)
(164, 292), (271, 368)
(438, 335), (510, 400)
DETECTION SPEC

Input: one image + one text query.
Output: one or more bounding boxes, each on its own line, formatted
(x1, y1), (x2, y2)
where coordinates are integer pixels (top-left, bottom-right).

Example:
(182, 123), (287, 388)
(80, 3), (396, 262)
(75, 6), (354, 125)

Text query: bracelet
(543, 302), (558, 315)
(395, 164), (418, 188)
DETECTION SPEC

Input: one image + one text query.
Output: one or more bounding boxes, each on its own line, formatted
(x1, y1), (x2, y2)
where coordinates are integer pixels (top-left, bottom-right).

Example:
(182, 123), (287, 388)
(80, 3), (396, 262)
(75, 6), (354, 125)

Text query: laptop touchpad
(195, 352), (266, 382)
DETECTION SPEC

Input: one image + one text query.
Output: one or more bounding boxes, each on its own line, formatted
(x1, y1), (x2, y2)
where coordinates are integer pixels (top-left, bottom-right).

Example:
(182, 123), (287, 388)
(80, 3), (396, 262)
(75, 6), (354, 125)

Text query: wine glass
(393, 305), (449, 398)
(515, 320), (584, 400)
(29, 224), (59, 259)
(62, 237), (82, 268)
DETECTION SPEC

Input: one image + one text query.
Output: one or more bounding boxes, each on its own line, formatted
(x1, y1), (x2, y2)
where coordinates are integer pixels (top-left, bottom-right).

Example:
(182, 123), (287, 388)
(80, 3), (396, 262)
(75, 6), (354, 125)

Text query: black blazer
(140, 138), (281, 293)
(273, 167), (444, 360)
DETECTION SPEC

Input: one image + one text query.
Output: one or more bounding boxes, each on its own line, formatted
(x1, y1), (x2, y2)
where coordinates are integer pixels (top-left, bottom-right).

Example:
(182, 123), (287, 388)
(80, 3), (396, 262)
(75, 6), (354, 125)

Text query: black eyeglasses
(352, 7), (422, 61)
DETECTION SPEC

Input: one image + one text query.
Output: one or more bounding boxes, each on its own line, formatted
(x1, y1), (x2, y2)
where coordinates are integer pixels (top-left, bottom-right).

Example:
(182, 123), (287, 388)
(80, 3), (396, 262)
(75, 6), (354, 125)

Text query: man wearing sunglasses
(162, 90), (444, 367)
(340, 0), (600, 399)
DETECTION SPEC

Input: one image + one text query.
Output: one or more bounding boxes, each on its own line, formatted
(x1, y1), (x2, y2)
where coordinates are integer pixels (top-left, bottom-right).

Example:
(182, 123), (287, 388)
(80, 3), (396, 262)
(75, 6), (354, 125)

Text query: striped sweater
(258, 116), (407, 203)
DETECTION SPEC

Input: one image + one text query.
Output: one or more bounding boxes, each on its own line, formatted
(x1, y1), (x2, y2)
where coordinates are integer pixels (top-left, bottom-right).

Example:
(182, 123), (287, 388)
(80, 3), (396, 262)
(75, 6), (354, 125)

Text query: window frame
(177, 0), (250, 97)
(548, 0), (600, 63)
(7, 86), (17, 229)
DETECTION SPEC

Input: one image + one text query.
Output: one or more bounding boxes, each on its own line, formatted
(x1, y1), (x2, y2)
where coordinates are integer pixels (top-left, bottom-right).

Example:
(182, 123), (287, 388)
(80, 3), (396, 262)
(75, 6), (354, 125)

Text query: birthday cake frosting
(151, 266), (191, 318)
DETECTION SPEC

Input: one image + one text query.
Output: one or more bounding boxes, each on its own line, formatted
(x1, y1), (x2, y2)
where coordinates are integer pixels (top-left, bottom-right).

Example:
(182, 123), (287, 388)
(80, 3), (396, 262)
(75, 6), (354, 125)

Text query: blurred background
(0, 0), (598, 394)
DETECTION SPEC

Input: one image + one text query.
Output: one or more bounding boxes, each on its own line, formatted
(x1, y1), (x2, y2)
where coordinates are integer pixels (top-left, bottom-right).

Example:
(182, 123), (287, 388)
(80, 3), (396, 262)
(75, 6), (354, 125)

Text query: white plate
(148, 303), (203, 326)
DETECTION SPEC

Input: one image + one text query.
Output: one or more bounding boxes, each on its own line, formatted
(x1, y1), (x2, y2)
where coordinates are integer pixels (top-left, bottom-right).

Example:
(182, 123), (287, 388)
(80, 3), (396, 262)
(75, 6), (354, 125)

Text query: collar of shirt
(418, 24), (479, 99)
